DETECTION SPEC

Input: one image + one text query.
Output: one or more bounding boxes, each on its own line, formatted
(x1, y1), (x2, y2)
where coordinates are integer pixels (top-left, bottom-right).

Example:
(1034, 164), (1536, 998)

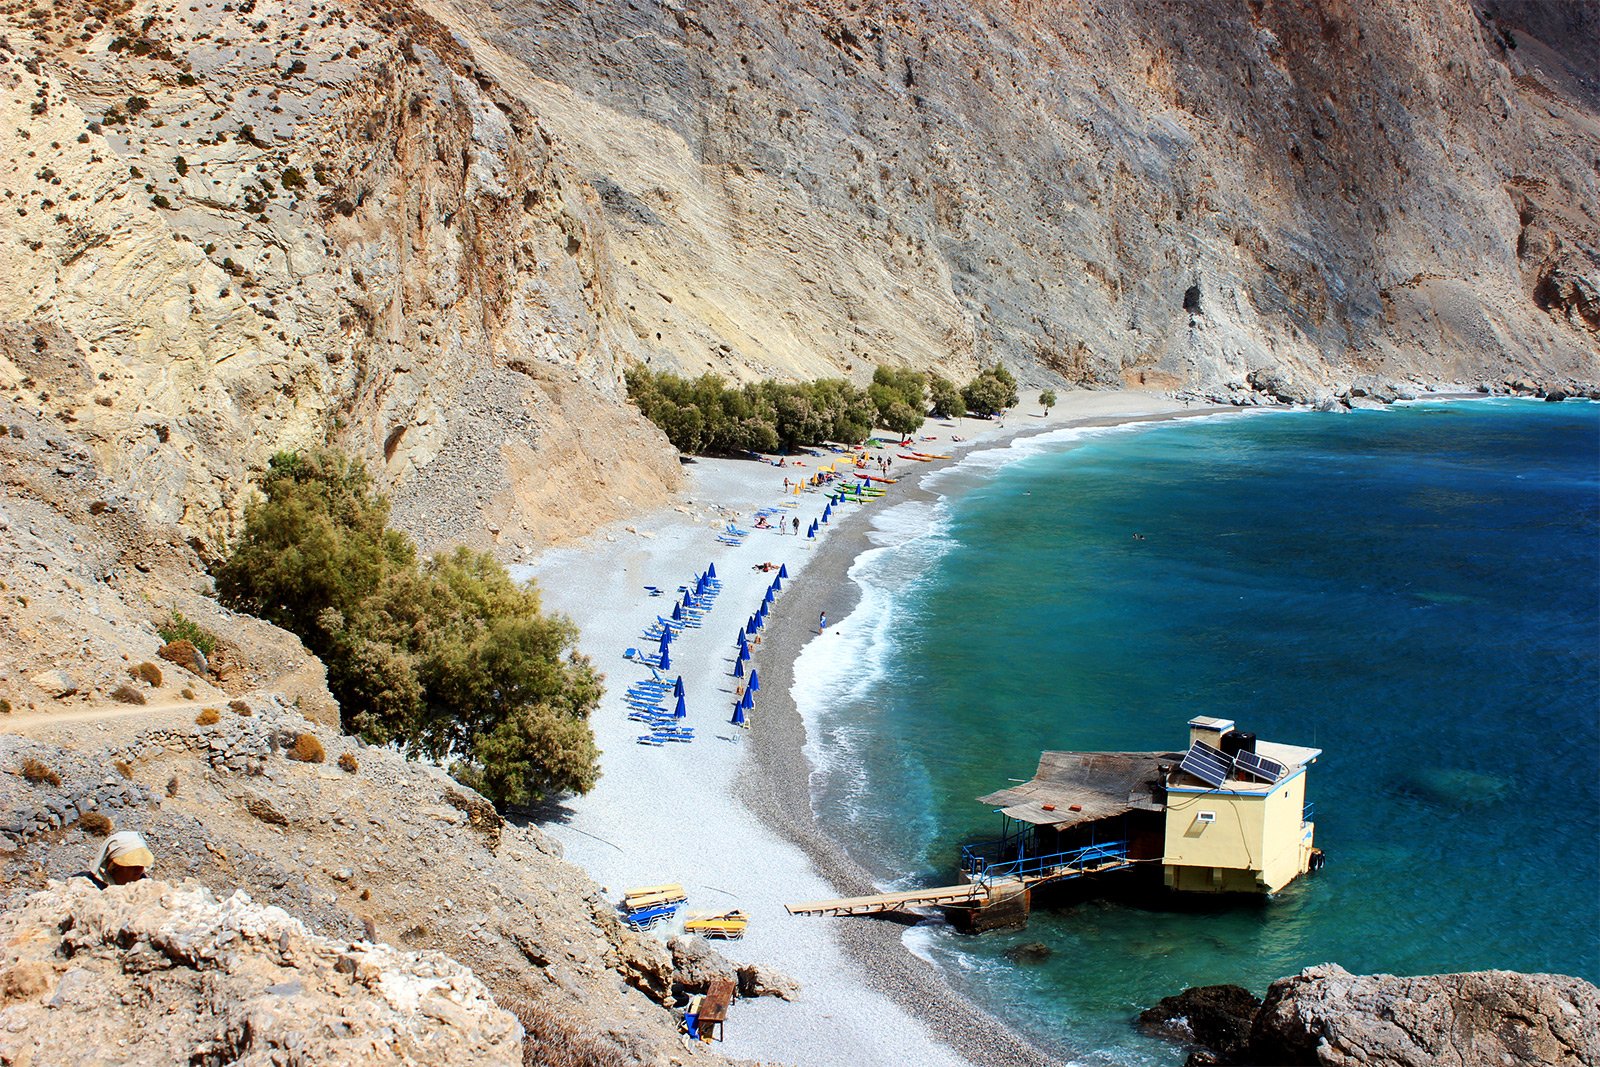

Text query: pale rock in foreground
(0, 878), (523, 1065)
(1249, 963), (1600, 1067)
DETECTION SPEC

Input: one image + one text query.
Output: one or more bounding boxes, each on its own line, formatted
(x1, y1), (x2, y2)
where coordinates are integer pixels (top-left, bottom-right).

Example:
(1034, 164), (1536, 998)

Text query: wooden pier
(785, 883), (988, 917)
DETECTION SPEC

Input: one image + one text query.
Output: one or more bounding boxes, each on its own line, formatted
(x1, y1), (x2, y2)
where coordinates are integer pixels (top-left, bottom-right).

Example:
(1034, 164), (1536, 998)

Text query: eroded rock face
(1246, 963), (1600, 1067)
(0, 878), (523, 1065)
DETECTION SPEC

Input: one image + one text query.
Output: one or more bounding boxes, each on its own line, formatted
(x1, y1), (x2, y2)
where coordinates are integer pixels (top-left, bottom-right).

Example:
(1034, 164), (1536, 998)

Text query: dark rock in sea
(1545, 388), (1570, 402)
(1138, 984), (1261, 1063)
(1246, 964), (1600, 1066)
(1003, 942), (1054, 965)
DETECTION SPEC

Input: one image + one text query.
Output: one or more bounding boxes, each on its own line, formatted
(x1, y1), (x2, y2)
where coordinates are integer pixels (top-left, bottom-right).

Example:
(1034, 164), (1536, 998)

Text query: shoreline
(516, 388), (1422, 1065)
(737, 402), (1238, 1066)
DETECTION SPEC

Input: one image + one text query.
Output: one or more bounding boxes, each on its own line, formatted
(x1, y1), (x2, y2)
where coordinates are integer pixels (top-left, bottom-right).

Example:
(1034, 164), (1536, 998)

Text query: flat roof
(1168, 739), (1323, 793)
(1188, 715), (1235, 731)
(978, 751), (1181, 830)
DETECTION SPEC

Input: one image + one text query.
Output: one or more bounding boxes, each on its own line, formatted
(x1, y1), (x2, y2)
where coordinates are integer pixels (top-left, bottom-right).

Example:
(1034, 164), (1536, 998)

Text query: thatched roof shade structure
(977, 751), (1182, 831)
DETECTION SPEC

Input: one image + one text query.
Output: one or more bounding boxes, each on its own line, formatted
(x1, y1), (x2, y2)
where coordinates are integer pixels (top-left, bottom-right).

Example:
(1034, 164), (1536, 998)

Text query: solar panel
(1233, 749), (1286, 783)
(1179, 741), (1231, 788)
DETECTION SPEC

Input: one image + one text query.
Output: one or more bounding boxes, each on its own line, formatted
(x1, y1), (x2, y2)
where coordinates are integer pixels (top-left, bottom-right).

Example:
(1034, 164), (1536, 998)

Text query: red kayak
(854, 473), (897, 484)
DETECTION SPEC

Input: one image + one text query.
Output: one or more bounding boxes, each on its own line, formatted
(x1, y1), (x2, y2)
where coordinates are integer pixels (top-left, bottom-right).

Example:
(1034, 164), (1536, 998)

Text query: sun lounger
(623, 903), (679, 929)
(625, 885), (687, 910)
(683, 910), (748, 940)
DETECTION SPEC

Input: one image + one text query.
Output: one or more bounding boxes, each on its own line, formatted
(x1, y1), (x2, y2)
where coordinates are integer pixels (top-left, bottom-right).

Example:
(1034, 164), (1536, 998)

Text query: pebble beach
(513, 390), (1207, 1066)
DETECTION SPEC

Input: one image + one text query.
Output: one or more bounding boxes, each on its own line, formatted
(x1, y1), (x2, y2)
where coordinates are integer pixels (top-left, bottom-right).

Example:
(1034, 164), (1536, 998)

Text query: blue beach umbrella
(739, 642), (750, 663)
(771, 575), (782, 593)
(659, 644), (671, 671)
(674, 676), (685, 700)
(683, 590), (695, 608)
(807, 522), (817, 539)
(675, 691), (687, 719)
(731, 703), (746, 726)
(778, 564), (788, 578)
(748, 668), (760, 694)
(658, 628), (672, 651)
(707, 563), (717, 580)
(740, 688), (754, 711)
(763, 587), (774, 606)
(671, 602), (683, 622)
(733, 657), (744, 679)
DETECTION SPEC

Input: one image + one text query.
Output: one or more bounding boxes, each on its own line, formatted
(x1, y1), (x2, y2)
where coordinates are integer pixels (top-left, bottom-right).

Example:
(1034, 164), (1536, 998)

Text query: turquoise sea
(794, 399), (1600, 1065)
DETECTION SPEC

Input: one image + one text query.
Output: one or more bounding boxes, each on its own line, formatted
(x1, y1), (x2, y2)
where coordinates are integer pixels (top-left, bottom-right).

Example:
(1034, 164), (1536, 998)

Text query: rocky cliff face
(2, 0), (1595, 569)
(438, 0), (1599, 403)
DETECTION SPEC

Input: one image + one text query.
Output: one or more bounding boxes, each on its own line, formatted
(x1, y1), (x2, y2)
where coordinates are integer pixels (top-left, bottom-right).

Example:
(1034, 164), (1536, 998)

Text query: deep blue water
(800, 399), (1600, 1064)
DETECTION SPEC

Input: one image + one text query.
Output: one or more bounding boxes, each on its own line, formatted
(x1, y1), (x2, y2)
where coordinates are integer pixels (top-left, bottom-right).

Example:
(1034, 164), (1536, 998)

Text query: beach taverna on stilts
(788, 716), (1323, 931)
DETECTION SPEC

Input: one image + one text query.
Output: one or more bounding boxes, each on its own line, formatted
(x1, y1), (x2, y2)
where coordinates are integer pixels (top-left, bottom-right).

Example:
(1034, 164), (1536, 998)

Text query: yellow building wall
(1162, 771), (1315, 894)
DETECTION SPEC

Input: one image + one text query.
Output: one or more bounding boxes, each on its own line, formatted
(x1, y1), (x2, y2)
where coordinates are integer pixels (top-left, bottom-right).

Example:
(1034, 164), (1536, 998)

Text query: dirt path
(2, 698), (208, 736)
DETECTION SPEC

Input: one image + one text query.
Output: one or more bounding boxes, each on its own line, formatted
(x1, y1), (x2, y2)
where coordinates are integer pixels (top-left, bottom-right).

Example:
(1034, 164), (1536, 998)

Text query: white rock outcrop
(0, 878), (523, 1065)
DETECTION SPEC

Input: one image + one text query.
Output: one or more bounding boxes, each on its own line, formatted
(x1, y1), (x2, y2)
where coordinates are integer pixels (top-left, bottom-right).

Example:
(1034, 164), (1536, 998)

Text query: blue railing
(1302, 801), (1316, 825)
(959, 839), (1130, 888)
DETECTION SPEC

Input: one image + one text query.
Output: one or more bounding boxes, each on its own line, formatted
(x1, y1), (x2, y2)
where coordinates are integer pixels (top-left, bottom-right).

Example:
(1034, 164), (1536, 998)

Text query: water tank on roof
(1222, 731), (1257, 757)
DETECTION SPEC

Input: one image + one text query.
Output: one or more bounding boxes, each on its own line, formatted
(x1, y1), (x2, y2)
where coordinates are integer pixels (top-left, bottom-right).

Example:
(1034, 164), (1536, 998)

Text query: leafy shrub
(288, 733), (325, 763)
(961, 364), (1019, 417)
(78, 811), (113, 836)
(1039, 388), (1058, 413)
(216, 448), (601, 810)
(868, 366), (927, 436)
(337, 752), (359, 774)
(929, 374), (965, 418)
(130, 662), (163, 687)
(174, 155), (188, 176)
(196, 707), (221, 725)
(113, 760), (134, 780)
(111, 684), (147, 705)
(158, 613), (217, 656)
(280, 166), (306, 189)
(22, 758), (61, 787)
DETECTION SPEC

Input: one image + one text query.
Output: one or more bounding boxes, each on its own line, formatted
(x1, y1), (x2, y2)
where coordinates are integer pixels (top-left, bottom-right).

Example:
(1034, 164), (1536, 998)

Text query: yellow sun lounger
(624, 884), (687, 911)
(683, 909), (749, 940)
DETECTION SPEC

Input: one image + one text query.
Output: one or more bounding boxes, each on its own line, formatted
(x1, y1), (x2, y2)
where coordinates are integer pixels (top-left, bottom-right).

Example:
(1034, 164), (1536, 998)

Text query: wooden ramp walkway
(786, 883), (987, 917)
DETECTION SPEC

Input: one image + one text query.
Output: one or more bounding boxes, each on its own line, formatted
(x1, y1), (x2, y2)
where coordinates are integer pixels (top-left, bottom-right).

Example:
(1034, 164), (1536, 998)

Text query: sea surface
(793, 399), (1600, 1065)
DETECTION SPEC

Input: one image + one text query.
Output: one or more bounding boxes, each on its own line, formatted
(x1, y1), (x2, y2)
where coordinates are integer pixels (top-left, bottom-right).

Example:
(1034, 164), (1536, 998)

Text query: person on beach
(818, 611), (828, 633)
(793, 516), (800, 535)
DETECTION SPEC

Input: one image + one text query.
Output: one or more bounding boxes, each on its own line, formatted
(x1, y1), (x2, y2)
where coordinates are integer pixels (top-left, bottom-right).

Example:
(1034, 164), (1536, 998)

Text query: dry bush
(111, 684), (147, 705)
(288, 733), (325, 763)
(113, 759), (134, 780)
(501, 992), (637, 1067)
(180, 687), (195, 700)
(78, 811), (113, 836)
(166, 775), (180, 797)
(130, 661), (163, 687)
(196, 707), (221, 725)
(230, 699), (252, 716)
(337, 752), (359, 774)
(0, 698), (12, 714)
(21, 757), (61, 787)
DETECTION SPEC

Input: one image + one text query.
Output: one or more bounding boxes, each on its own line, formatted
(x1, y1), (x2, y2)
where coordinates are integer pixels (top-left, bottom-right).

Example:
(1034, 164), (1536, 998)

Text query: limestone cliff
(2, 0), (1596, 566)
(434, 0), (1599, 402)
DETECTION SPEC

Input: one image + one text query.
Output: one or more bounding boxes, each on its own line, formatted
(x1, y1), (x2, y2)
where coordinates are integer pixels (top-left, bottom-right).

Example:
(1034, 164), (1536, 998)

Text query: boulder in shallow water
(1247, 963), (1600, 1066)
(1004, 941), (1054, 965)
(1138, 983), (1261, 1062)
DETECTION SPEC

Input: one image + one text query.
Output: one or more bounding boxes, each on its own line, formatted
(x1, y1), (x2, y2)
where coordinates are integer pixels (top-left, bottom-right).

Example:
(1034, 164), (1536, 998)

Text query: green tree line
(215, 449), (600, 811)
(627, 363), (1023, 454)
